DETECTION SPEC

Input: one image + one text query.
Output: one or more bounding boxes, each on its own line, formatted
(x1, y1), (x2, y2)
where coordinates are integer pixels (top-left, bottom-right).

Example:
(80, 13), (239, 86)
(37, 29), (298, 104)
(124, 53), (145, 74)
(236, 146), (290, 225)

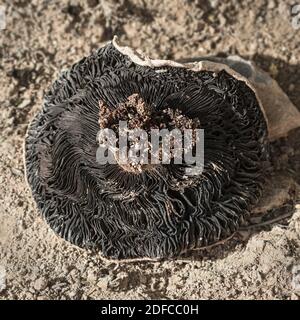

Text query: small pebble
(288, 84), (295, 92)
(33, 277), (48, 291)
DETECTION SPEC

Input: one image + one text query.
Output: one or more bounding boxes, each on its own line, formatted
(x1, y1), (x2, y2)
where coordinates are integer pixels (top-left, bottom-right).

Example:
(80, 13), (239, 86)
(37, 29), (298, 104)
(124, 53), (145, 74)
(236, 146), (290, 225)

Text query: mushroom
(24, 37), (300, 260)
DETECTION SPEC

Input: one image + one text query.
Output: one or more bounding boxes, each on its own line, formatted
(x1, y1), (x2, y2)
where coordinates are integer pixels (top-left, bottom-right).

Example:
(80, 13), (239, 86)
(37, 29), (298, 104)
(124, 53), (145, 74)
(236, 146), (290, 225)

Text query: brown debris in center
(98, 94), (201, 173)
(99, 93), (200, 131)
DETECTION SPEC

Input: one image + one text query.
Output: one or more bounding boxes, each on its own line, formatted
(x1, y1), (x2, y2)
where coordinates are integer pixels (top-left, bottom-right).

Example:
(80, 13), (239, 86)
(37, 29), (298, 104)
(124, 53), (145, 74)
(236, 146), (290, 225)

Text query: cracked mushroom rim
(112, 35), (269, 134)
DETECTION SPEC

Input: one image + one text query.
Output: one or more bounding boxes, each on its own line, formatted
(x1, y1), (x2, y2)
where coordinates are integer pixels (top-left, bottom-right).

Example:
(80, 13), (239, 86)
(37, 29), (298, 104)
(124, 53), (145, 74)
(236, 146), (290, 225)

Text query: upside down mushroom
(24, 37), (300, 259)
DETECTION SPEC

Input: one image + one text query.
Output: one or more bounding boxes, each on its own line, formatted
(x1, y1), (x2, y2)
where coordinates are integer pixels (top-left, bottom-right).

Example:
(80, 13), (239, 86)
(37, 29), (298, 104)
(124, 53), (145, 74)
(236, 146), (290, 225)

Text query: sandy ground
(0, 0), (300, 300)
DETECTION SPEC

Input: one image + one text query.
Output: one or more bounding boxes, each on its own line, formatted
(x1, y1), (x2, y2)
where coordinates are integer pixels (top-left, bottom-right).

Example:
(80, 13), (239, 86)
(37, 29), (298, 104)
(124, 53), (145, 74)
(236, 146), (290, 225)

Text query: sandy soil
(0, 0), (300, 300)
